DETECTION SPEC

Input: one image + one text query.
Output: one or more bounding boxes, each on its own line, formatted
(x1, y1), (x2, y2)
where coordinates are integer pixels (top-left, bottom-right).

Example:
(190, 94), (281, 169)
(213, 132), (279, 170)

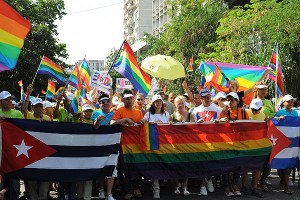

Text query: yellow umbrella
(141, 55), (186, 80)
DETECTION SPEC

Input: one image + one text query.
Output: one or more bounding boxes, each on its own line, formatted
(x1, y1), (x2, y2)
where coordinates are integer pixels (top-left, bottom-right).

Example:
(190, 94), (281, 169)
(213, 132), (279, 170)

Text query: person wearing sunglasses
(91, 94), (116, 200)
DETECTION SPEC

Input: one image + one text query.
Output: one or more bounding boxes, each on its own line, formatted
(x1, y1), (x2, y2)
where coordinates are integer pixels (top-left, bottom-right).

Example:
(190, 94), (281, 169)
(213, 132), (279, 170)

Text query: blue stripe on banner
(49, 144), (120, 157)
(288, 137), (300, 148)
(272, 116), (300, 127)
(7, 166), (116, 182)
(6, 119), (122, 135)
(270, 158), (299, 170)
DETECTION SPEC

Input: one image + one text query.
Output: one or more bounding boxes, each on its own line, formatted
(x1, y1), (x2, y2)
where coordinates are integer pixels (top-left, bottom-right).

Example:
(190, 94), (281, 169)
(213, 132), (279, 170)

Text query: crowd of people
(0, 79), (300, 200)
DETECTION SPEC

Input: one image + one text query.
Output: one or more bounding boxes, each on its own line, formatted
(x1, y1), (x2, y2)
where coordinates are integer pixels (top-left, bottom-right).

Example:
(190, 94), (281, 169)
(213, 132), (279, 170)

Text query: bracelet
(24, 99), (29, 102)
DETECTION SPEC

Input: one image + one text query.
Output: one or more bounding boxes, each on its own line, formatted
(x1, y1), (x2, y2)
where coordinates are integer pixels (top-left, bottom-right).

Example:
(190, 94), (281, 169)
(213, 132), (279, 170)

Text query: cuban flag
(268, 116), (300, 169)
(0, 119), (121, 182)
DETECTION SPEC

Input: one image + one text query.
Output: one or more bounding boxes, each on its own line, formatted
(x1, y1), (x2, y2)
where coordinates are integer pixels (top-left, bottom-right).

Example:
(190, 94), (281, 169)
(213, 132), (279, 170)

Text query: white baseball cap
(215, 91), (227, 100)
(123, 94), (134, 99)
(152, 94), (163, 103)
(82, 104), (94, 111)
(65, 92), (74, 101)
(283, 95), (295, 102)
(0, 91), (12, 100)
(43, 100), (56, 109)
(227, 92), (239, 101)
(255, 85), (268, 89)
(31, 98), (43, 106)
(250, 98), (263, 110)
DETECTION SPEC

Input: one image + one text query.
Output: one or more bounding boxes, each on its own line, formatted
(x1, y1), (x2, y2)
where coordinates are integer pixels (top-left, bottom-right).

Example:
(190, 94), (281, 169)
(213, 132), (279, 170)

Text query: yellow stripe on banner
(122, 138), (272, 154)
(145, 125), (150, 150)
(0, 29), (24, 48)
(236, 77), (255, 88)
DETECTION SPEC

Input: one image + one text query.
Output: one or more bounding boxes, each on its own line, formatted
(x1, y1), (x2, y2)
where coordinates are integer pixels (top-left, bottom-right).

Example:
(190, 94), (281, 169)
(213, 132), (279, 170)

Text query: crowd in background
(0, 79), (300, 200)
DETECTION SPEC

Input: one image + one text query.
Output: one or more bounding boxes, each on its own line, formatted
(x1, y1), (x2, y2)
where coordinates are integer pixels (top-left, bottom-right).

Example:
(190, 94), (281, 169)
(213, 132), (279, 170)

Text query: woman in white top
(144, 95), (170, 123)
(143, 95), (169, 199)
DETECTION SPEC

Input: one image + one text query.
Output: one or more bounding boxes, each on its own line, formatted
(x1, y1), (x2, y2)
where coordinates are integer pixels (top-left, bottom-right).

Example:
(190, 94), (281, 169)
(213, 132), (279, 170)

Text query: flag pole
(32, 55), (45, 85)
(107, 40), (126, 75)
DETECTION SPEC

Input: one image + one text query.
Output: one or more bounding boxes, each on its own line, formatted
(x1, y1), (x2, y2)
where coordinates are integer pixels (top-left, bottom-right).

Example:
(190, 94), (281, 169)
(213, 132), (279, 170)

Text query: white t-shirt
(192, 104), (222, 122)
(144, 111), (170, 123)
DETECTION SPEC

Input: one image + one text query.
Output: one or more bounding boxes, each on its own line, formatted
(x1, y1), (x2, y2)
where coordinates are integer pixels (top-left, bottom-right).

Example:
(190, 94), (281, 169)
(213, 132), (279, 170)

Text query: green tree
(207, 0), (300, 97)
(1, 0), (68, 98)
(143, 0), (227, 94)
(104, 48), (123, 93)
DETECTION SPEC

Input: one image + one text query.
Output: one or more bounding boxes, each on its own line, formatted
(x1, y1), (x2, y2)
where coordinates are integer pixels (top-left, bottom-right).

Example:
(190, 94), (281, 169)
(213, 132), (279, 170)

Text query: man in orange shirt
(111, 90), (145, 200)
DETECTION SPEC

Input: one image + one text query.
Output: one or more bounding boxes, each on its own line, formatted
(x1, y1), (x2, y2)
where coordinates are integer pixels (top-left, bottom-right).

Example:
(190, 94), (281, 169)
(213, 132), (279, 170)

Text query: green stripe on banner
(123, 146), (272, 163)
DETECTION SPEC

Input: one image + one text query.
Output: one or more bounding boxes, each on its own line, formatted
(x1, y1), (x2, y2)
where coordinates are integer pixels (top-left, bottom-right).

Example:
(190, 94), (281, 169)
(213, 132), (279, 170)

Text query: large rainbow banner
(199, 62), (267, 104)
(122, 122), (272, 179)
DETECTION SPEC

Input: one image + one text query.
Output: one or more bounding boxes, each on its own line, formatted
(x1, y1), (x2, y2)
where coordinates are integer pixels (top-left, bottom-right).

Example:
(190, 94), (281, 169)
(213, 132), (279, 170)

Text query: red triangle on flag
(1, 120), (57, 174)
(267, 120), (292, 164)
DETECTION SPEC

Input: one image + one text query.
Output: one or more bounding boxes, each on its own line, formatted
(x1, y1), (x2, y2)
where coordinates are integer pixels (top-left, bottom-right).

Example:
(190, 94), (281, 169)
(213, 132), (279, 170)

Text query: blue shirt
(275, 109), (299, 117)
(91, 110), (114, 126)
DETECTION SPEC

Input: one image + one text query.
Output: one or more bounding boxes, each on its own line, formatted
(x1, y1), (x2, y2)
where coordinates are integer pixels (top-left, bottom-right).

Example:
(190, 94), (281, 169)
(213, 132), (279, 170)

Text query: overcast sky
(56, 0), (124, 64)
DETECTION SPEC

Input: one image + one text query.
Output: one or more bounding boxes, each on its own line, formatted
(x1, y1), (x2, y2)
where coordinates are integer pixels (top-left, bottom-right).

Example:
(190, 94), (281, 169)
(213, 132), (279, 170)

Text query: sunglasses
(220, 98), (227, 101)
(251, 108), (261, 112)
(136, 99), (144, 101)
(100, 100), (110, 104)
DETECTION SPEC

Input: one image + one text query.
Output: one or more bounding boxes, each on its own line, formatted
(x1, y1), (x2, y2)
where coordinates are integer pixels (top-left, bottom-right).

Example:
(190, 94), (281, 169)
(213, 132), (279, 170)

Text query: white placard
(90, 70), (112, 94)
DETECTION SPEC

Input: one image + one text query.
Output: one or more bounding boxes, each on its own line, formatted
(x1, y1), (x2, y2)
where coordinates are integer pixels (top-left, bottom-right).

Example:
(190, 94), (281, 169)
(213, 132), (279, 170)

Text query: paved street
(27, 170), (300, 200)
(21, 170), (300, 200)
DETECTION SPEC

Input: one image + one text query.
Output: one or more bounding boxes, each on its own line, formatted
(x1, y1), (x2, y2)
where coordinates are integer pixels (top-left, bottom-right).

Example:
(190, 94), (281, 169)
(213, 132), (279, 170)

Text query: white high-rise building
(123, 0), (169, 52)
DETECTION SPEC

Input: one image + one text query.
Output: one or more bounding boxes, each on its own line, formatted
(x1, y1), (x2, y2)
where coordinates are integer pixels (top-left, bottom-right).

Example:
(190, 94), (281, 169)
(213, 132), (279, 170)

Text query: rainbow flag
(204, 65), (230, 92)
(140, 123), (159, 151)
(17, 80), (26, 101)
(70, 89), (80, 114)
(79, 59), (91, 91)
(267, 50), (276, 81)
(46, 80), (55, 99)
(122, 122), (272, 179)
(37, 56), (66, 84)
(199, 62), (267, 105)
(198, 75), (206, 91)
(273, 42), (285, 111)
(187, 57), (193, 72)
(113, 41), (151, 96)
(68, 64), (79, 88)
(0, 1), (32, 72)
(41, 89), (46, 95)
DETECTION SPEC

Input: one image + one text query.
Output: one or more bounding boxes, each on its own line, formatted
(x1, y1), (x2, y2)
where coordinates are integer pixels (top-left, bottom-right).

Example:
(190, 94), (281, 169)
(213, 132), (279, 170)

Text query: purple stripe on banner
(125, 156), (267, 179)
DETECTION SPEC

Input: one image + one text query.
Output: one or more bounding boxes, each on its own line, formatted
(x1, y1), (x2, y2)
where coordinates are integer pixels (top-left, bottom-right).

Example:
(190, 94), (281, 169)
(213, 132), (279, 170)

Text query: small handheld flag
(0, 1), (32, 72)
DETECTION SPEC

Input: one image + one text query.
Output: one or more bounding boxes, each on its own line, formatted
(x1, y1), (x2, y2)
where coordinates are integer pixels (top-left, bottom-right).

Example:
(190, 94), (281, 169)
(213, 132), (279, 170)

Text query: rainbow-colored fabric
(199, 62), (267, 105)
(122, 122), (272, 179)
(205, 65), (230, 92)
(37, 56), (66, 85)
(46, 80), (55, 99)
(79, 59), (91, 91)
(0, 2), (31, 72)
(68, 64), (79, 88)
(139, 123), (159, 151)
(113, 41), (151, 96)
(17, 80), (26, 101)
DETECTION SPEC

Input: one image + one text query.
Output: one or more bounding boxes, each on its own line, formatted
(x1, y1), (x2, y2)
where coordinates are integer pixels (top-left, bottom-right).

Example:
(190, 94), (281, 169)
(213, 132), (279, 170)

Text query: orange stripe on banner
(121, 122), (267, 145)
